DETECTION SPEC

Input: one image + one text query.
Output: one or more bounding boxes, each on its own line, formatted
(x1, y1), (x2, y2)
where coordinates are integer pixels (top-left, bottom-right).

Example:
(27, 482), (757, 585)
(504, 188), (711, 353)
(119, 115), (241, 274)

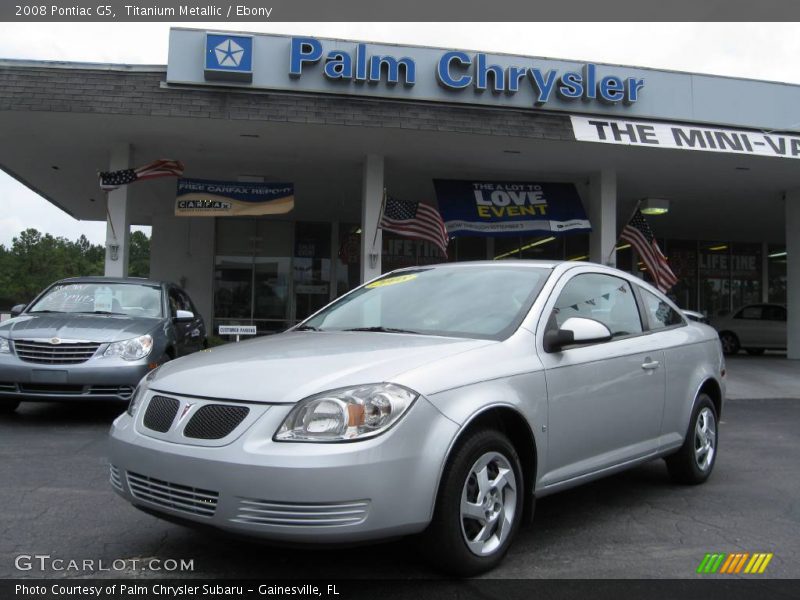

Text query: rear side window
(736, 306), (763, 320)
(552, 273), (643, 338)
(641, 289), (684, 330)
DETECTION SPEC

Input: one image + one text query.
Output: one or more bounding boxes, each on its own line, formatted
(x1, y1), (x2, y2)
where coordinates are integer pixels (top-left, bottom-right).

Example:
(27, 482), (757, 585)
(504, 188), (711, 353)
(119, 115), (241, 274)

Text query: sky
(2, 22), (800, 247)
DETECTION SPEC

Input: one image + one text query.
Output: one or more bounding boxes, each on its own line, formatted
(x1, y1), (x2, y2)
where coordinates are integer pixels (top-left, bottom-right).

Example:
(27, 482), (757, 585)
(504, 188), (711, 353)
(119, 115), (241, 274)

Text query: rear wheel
(0, 400), (20, 414)
(665, 394), (718, 485)
(421, 429), (524, 576)
(719, 332), (740, 355)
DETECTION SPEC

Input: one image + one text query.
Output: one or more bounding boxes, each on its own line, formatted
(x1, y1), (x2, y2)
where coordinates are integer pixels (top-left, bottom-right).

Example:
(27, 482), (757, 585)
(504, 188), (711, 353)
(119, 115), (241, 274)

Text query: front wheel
(665, 393), (718, 485)
(420, 429), (524, 576)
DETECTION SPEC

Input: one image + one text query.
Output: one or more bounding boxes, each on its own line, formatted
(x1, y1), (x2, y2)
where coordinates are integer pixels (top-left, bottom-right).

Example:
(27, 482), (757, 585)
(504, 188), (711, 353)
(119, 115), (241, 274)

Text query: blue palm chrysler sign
(204, 33), (253, 82)
(178, 30), (646, 110)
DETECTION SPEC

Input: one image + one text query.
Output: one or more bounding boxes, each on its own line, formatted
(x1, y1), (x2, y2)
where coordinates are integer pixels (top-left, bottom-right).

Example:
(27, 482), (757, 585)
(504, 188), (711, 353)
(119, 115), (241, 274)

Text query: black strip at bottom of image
(2, 579), (798, 600)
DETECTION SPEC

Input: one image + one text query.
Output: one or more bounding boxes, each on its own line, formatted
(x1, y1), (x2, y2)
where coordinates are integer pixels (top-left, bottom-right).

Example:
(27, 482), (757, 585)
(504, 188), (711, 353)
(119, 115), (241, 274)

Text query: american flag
(99, 159), (184, 191)
(621, 209), (678, 293)
(379, 196), (449, 257)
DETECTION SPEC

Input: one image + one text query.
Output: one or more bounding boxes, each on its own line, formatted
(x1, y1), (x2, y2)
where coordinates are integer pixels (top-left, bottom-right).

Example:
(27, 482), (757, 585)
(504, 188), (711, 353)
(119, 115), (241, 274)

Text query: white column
(588, 170), (617, 267)
(104, 144), (131, 277)
(360, 154), (384, 283)
(786, 191), (800, 360)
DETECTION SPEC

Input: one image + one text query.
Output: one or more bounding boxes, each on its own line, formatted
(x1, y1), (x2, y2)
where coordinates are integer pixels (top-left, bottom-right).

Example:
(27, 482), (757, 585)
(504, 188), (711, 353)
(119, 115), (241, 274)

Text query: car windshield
(301, 265), (549, 340)
(27, 282), (163, 318)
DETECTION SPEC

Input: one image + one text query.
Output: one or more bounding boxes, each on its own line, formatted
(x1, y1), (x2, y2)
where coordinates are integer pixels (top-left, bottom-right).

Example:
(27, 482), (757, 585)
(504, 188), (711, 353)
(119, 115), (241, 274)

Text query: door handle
(641, 359), (660, 370)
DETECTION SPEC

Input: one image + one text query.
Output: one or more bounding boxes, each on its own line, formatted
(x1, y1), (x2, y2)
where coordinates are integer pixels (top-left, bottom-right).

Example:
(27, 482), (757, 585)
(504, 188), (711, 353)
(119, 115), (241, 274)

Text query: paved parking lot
(1, 389), (798, 579)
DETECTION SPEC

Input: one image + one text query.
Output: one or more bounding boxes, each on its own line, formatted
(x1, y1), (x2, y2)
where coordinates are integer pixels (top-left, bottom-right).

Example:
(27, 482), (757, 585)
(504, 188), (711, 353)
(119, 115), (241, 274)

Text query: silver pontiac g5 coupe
(110, 261), (725, 575)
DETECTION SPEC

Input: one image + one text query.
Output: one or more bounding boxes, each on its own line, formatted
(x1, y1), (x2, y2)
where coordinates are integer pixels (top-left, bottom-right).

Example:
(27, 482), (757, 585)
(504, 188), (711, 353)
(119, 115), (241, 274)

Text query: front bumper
(109, 390), (459, 544)
(0, 358), (150, 402)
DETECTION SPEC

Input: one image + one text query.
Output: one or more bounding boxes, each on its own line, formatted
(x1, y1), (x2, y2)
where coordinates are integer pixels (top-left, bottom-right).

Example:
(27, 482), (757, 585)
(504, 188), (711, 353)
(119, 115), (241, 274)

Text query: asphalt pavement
(1, 391), (797, 580)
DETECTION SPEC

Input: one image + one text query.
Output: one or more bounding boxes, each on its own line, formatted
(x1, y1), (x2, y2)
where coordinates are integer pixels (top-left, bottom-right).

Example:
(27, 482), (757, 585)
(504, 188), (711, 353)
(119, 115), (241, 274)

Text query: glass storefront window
(381, 233), (443, 273)
(665, 240), (698, 311)
(698, 241), (732, 317)
(768, 245), (787, 304)
(450, 237), (487, 262)
(336, 223), (362, 297)
(293, 222), (332, 323)
(730, 243), (761, 310)
(214, 219), (292, 335)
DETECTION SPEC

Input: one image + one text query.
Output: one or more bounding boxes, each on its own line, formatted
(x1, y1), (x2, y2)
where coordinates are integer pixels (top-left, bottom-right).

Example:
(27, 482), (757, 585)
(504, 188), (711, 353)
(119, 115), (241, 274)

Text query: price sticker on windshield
(366, 274), (418, 289)
(94, 287), (114, 312)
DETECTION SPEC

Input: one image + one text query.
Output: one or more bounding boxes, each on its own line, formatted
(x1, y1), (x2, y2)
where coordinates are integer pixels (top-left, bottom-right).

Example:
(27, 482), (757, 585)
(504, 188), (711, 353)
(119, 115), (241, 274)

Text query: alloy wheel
(694, 407), (717, 471)
(460, 451), (517, 556)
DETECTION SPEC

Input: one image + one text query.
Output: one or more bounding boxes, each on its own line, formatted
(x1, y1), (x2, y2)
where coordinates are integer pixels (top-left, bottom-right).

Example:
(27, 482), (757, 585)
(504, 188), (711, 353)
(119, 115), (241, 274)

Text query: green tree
(0, 228), (150, 309)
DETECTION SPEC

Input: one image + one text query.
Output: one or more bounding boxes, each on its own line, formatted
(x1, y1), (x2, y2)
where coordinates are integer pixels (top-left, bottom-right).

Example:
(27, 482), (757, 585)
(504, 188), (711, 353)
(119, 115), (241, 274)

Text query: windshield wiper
(343, 326), (420, 334)
(294, 325), (321, 331)
(28, 310), (63, 314)
(76, 310), (127, 316)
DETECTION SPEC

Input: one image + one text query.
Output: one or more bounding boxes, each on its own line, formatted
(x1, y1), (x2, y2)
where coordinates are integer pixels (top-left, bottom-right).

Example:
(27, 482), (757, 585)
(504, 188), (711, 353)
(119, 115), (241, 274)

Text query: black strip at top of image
(3, 0), (800, 21)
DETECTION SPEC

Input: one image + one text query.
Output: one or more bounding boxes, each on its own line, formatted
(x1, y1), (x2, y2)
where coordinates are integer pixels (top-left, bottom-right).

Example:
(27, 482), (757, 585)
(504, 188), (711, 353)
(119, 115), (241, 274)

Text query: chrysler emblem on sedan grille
(49, 337), (61, 345)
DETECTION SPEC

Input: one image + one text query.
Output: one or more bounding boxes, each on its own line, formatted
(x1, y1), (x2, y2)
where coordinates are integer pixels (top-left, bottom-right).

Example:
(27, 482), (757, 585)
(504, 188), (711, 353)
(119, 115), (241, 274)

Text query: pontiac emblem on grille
(49, 337), (61, 345)
(179, 403), (195, 421)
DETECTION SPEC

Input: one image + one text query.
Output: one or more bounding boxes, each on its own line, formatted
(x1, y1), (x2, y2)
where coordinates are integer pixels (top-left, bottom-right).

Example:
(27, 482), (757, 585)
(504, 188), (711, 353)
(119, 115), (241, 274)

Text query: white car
(712, 304), (787, 355)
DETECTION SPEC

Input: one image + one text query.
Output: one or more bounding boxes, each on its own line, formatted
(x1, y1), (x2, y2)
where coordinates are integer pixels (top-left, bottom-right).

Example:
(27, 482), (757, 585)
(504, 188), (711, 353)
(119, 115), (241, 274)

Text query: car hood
(0, 313), (161, 343)
(149, 331), (494, 403)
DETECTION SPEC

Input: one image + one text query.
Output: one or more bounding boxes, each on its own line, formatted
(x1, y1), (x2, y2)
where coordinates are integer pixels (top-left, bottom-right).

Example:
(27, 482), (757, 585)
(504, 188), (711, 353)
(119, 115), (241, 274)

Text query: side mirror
(543, 317), (612, 352)
(10, 304), (25, 317)
(174, 309), (194, 322)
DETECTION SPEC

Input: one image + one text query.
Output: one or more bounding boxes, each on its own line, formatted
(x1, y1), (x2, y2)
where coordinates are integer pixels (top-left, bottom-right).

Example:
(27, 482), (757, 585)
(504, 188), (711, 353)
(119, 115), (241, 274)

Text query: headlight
(103, 334), (153, 361)
(275, 383), (418, 442)
(126, 384), (147, 417)
(0, 337), (9, 354)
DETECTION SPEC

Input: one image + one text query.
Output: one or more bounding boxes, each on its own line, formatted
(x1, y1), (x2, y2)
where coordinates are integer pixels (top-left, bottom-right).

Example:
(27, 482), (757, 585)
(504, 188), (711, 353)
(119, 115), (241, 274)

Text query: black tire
(0, 400), (20, 414)
(719, 332), (740, 355)
(665, 393), (718, 485)
(420, 429), (524, 576)
(745, 348), (765, 356)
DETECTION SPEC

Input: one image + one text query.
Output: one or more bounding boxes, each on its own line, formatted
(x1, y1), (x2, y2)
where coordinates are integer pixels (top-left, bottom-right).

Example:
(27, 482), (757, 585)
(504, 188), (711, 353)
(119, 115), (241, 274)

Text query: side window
(176, 289), (195, 314)
(736, 306), (762, 320)
(641, 289), (684, 330)
(551, 273), (643, 338)
(168, 288), (183, 317)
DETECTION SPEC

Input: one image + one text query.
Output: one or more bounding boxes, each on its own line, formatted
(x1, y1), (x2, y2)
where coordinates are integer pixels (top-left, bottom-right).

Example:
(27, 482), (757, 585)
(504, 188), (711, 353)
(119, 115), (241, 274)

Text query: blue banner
(433, 179), (591, 237)
(175, 178), (294, 217)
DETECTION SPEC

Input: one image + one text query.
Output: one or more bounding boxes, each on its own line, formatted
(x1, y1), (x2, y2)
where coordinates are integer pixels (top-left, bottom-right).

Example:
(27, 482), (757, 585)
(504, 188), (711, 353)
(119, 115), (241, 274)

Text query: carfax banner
(175, 178), (294, 217)
(433, 179), (591, 237)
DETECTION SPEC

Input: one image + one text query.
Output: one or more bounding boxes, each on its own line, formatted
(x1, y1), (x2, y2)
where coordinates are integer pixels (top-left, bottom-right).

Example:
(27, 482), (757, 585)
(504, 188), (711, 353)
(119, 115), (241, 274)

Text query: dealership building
(0, 28), (798, 357)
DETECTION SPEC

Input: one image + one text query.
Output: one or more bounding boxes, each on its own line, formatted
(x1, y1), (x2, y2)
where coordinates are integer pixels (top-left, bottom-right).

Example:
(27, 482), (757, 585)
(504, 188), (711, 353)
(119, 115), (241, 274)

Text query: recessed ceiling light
(640, 198), (670, 215)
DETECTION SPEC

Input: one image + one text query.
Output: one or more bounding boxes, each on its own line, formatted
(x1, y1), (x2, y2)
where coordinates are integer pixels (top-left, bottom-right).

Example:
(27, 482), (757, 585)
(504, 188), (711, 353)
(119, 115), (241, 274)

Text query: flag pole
(605, 198), (643, 266)
(371, 187), (387, 252)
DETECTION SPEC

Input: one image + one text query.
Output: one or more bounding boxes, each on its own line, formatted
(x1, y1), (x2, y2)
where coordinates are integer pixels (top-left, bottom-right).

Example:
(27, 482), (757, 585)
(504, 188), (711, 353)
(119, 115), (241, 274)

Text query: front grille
(0, 382), (17, 392)
(232, 498), (370, 527)
(127, 471), (218, 517)
(18, 384), (83, 395)
(14, 340), (101, 365)
(89, 385), (134, 399)
(143, 396), (180, 433)
(109, 465), (123, 491)
(184, 404), (250, 440)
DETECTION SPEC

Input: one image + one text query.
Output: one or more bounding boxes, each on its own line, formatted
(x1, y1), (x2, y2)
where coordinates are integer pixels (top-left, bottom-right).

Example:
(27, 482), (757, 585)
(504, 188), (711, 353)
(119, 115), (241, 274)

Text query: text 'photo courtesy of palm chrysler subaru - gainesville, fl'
(0, 277), (206, 412)
(109, 261), (725, 575)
